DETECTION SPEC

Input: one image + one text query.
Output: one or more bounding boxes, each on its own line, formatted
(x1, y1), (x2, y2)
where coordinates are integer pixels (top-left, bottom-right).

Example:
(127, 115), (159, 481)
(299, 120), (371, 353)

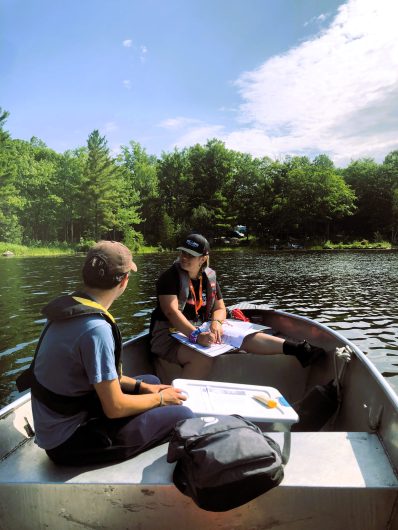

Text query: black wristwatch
(133, 378), (143, 394)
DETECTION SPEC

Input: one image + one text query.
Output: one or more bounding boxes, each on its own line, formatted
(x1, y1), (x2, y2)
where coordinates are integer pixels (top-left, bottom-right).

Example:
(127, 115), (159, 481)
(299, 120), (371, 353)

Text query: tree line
(1, 107), (397, 249)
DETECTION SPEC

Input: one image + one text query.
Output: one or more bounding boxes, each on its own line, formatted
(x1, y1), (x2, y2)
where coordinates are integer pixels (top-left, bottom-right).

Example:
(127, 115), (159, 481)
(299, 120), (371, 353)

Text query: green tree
(380, 150), (398, 242)
(343, 158), (392, 239)
(0, 110), (24, 242)
(15, 139), (61, 242)
(228, 153), (273, 238)
(55, 148), (87, 242)
(391, 187), (398, 243)
(82, 130), (125, 240)
(157, 148), (192, 228)
(186, 139), (236, 237)
(157, 209), (180, 249)
(269, 156), (355, 241)
(0, 108), (9, 143)
(120, 141), (158, 244)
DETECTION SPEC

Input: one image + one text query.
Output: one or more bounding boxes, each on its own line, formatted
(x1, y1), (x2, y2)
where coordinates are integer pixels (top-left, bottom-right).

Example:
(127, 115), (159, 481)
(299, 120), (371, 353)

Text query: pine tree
(82, 130), (122, 240)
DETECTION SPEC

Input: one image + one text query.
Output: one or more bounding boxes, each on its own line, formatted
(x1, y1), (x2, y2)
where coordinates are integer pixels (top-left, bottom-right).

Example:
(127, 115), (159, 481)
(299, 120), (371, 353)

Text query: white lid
(172, 379), (299, 425)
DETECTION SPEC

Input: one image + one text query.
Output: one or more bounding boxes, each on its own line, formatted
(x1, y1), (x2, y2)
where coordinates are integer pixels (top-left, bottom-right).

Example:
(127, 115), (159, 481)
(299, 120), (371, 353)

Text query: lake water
(1, 250), (397, 408)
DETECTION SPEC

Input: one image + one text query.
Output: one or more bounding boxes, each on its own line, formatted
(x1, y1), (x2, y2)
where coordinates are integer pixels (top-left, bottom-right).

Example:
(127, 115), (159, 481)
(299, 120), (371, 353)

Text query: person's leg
(134, 374), (161, 385)
(241, 333), (285, 354)
(108, 405), (194, 455)
(45, 417), (115, 465)
(176, 344), (214, 379)
(46, 404), (194, 466)
(241, 332), (325, 367)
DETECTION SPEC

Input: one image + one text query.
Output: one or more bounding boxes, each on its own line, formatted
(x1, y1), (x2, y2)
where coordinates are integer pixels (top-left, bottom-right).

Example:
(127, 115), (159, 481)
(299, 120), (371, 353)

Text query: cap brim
(176, 246), (202, 257)
(130, 261), (138, 272)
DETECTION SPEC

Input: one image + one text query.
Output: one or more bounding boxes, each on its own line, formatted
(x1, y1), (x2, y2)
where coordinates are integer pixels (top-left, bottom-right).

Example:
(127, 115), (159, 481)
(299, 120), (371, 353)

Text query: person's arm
(94, 378), (187, 419)
(120, 374), (171, 395)
(159, 294), (216, 347)
(82, 322), (186, 418)
(159, 294), (196, 336)
(209, 298), (227, 343)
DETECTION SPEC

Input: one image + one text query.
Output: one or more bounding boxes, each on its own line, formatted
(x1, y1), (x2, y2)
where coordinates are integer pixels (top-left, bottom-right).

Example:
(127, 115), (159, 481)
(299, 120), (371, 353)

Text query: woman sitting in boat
(150, 233), (325, 379)
(24, 241), (193, 466)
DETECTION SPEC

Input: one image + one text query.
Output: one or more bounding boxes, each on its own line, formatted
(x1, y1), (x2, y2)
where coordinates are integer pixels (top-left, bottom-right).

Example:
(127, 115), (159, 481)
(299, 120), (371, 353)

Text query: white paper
(171, 319), (271, 357)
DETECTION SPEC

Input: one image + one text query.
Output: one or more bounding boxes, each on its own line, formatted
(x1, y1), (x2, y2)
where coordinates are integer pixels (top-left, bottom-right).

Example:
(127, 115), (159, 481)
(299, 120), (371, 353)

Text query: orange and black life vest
(174, 262), (217, 322)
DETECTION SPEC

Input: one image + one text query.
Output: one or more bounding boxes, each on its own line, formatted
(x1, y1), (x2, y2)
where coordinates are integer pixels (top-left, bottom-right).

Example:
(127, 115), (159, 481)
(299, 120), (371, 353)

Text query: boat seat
(154, 352), (307, 405)
(2, 397), (395, 489)
(1, 426), (396, 530)
(1, 430), (396, 489)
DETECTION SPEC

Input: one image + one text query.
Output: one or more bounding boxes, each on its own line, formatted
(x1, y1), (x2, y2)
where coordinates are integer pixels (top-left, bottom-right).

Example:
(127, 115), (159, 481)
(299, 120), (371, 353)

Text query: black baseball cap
(177, 234), (210, 257)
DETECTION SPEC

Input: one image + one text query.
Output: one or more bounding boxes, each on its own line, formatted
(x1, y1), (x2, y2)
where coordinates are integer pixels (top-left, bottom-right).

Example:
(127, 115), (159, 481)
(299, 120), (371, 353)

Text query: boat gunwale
(272, 308), (398, 411)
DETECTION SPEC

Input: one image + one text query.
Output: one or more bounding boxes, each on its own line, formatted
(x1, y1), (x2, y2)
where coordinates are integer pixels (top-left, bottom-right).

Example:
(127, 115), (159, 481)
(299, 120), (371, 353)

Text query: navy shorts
(46, 374), (194, 466)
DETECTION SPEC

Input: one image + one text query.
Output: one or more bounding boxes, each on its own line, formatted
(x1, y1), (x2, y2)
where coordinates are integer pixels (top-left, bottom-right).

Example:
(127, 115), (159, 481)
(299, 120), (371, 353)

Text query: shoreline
(1, 244), (396, 258)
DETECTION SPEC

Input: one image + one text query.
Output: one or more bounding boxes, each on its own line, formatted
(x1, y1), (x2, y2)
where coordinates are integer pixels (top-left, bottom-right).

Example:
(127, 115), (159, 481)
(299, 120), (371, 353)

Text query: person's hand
(159, 387), (188, 406)
(197, 331), (216, 347)
(210, 320), (223, 343)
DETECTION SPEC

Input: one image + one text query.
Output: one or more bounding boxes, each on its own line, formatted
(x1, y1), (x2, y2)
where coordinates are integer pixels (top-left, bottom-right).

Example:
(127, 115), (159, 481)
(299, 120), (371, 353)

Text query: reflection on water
(0, 250), (397, 407)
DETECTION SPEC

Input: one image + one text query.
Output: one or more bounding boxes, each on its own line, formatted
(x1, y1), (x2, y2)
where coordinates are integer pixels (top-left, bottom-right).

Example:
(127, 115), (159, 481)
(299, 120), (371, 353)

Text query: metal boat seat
(0, 427), (396, 530)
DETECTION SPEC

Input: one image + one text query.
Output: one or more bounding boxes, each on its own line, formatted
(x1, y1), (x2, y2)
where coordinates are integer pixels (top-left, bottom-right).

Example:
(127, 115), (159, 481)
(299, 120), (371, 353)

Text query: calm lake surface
(1, 250), (397, 408)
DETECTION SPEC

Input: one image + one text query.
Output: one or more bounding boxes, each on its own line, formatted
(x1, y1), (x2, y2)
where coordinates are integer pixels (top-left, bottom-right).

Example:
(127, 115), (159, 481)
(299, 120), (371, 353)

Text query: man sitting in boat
(25, 241), (193, 466)
(150, 233), (325, 379)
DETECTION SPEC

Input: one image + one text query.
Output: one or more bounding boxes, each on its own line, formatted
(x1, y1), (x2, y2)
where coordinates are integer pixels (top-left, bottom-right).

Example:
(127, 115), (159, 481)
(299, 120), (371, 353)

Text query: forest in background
(1, 107), (398, 251)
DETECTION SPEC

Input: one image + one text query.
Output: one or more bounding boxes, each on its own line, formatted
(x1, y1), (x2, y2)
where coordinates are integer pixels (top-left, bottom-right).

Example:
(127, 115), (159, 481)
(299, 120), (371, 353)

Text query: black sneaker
(295, 341), (326, 368)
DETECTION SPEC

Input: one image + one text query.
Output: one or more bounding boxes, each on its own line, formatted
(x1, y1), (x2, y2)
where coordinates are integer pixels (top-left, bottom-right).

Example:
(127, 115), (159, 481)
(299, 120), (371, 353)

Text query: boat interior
(0, 305), (397, 530)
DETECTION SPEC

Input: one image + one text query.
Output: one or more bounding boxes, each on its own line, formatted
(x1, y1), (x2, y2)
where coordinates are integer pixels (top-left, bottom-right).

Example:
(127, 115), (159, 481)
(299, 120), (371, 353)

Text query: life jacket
(16, 291), (122, 416)
(174, 262), (217, 322)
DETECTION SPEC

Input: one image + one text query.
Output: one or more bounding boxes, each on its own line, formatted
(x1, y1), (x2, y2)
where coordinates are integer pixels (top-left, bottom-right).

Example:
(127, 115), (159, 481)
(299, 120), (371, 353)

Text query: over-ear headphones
(83, 254), (125, 288)
(91, 256), (107, 279)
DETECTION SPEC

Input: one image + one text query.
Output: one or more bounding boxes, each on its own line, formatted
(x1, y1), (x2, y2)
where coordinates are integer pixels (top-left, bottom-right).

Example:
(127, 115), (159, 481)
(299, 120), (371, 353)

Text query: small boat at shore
(0, 303), (397, 530)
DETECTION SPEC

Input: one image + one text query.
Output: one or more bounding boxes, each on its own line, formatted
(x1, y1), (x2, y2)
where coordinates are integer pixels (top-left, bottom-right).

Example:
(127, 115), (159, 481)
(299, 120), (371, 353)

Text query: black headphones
(85, 255), (126, 288)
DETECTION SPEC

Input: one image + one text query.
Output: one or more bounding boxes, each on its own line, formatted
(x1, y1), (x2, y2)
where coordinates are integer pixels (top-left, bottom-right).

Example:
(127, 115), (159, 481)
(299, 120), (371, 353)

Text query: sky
(1, 0), (398, 167)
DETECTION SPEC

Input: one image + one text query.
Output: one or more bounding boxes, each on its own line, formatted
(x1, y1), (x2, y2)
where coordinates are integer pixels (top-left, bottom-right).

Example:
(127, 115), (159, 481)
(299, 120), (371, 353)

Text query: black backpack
(167, 414), (284, 512)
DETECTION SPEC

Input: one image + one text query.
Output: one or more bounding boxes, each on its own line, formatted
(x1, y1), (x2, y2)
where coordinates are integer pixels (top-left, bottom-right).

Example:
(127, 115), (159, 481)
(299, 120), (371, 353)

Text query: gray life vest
(174, 262), (217, 322)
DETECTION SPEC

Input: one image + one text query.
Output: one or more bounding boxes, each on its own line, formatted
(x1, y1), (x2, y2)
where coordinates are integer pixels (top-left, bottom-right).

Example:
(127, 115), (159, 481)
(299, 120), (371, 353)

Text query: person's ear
(119, 273), (130, 288)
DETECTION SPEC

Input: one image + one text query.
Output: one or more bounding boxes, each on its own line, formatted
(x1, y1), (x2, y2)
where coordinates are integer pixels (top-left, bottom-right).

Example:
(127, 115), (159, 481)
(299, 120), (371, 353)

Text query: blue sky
(1, 0), (397, 166)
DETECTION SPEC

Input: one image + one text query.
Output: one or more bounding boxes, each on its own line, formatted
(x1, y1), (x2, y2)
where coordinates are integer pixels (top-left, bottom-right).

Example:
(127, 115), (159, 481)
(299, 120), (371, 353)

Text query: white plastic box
(172, 379), (299, 431)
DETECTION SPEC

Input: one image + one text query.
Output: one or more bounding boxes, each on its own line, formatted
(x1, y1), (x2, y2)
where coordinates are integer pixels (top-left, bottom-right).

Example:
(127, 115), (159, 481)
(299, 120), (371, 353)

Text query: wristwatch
(133, 378), (143, 394)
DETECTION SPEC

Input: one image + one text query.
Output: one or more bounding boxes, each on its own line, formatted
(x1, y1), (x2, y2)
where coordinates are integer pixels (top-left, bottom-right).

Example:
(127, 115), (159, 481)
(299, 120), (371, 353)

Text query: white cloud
(140, 44), (148, 63)
(173, 125), (225, 148)
(218, 106), (238, 113)
(230, 0), (398, 165)
(123, 39), (132, 48)
(103, 121), (118, 133)
(110, 145), (122, 157)
(123, 79), (131, 90)
(158, 117), (201, 130)
(158, 117), (224, 149)
(304, 12), (329, 27)
(160, 1), (398, 165)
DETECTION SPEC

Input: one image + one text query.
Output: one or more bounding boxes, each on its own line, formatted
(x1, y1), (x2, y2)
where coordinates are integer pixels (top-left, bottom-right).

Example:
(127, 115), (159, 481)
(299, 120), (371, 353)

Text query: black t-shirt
(153, 265), (223, 324)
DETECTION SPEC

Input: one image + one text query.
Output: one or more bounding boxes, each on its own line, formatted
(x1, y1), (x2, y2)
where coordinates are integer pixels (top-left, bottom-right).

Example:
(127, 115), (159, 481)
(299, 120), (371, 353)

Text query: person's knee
(175, 405), (195, 421)
(137, 374), (161, 385)
(189, 355), (213, 374)
(154, 405), (194, 427)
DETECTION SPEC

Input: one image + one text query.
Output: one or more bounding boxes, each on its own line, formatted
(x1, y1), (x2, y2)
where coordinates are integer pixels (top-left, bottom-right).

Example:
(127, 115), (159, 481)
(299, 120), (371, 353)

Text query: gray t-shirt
(31, 315), (118, 449)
